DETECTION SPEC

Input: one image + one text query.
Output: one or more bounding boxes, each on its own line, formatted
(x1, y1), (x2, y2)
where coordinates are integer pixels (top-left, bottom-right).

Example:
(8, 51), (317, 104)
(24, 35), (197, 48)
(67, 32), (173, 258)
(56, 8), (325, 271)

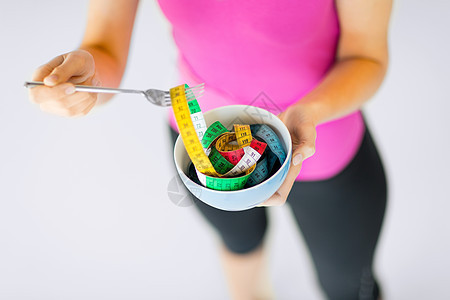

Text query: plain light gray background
(1, 0), (449, 299)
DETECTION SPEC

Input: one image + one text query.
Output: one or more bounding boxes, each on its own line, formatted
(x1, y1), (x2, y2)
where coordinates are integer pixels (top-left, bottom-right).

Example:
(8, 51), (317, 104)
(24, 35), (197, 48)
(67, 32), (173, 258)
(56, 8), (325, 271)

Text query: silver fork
(24, 81), (205, 107)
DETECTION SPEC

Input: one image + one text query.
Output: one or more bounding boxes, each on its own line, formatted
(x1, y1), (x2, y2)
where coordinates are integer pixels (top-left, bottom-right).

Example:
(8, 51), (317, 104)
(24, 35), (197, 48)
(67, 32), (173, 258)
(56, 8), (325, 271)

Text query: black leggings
(169, 123), (387, 300)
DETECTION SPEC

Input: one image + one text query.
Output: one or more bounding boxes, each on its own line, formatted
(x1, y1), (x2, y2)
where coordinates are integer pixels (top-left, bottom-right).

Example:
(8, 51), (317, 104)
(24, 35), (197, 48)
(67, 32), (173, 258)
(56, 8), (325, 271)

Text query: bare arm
(264, 0), (393, 206)
(79, 0), (139, 103)
(29, 0), (139, 116)
(300, 0), (392, 124)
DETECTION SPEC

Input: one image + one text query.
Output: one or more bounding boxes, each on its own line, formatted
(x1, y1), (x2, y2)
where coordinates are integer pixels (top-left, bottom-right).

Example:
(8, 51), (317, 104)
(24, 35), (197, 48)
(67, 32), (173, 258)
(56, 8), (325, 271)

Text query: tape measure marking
(251, 124), (286, 165)
(234, 124), (252, 148)
(170, 85), (218, 177)
(201, 121), (228, 149)
(196, 164), (256, 191)
(208, 147), (235, 174)
(245, 155), (269, 187)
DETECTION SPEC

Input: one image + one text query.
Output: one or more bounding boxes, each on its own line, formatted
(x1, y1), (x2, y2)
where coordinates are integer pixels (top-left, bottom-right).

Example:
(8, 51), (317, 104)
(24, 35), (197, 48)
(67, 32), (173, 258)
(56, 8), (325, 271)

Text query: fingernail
(65, 86), (75, 95)
(44, 74), (58, 85)
(293, 154), (303, 166)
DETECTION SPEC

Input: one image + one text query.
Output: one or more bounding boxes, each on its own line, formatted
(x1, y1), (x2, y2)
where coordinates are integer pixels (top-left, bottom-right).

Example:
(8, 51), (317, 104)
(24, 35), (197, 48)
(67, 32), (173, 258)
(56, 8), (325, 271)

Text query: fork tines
(164, 83), (205, 106)
(186, 83), (205, 101)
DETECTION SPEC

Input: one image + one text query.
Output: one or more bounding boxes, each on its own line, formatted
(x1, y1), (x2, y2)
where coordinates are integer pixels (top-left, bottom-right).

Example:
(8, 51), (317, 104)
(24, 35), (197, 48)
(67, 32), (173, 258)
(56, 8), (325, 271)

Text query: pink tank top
(158, 0), (365, 181)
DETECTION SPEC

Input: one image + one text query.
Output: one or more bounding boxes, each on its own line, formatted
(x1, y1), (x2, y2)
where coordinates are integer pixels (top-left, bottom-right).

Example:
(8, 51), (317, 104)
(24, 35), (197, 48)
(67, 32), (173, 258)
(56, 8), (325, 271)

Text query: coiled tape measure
(170, 84), (287, 191)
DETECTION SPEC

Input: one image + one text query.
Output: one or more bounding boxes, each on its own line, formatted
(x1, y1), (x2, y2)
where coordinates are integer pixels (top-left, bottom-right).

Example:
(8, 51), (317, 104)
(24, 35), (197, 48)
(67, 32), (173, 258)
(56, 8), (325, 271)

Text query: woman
(28, 0), (392, 299)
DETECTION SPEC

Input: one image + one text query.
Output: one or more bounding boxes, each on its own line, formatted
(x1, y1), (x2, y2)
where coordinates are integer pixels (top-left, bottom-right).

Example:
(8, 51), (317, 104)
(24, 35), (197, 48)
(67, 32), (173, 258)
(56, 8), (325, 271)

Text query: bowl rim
(173, 104), (292, 194)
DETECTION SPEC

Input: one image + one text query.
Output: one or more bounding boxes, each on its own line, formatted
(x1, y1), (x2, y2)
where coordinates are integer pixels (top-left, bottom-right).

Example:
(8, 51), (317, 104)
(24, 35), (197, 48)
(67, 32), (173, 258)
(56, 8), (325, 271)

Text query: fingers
(40, 95), (97, 117)
(29, 80), (98, 117)
(28, 82), (75, 104)
(260, 160), (302, 207)
(80, 99), (97, 116)
(31, 81), (97, 117)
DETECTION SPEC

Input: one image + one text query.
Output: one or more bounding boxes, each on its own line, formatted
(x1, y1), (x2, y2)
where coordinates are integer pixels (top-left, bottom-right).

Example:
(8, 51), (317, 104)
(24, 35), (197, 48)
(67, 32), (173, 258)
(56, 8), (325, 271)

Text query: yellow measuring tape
(170, 84), (287, 191)
(170, 85), (219, 177)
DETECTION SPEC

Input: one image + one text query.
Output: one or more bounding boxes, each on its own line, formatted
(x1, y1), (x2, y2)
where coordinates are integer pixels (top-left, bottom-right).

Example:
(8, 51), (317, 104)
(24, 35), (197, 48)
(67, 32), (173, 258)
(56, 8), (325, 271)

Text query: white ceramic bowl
(173, 105), (292, 211)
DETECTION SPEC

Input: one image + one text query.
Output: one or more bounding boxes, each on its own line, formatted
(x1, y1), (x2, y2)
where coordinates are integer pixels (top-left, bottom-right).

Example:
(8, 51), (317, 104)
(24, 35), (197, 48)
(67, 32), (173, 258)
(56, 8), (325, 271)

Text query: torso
(159, 0), (365, 181)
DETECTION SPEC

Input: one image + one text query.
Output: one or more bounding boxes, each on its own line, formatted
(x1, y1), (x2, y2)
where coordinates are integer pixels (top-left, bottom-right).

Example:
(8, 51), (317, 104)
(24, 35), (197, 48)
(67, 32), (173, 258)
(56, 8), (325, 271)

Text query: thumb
(292, 143), (315, 166)
(43, 52), (92, 86)
(291, 139), (316, 167)
(292, 151), (304, 167)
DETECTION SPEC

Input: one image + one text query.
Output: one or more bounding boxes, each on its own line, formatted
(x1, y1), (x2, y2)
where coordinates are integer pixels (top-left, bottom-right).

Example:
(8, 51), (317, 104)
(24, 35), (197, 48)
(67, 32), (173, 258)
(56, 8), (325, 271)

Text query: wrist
(78, 45), (123, 88)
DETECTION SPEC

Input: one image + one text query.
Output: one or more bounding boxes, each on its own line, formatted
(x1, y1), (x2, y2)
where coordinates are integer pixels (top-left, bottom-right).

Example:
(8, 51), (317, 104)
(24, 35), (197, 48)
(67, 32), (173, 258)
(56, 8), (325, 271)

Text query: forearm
(298, 56), (388, 126)
(79, 0), (139, 104)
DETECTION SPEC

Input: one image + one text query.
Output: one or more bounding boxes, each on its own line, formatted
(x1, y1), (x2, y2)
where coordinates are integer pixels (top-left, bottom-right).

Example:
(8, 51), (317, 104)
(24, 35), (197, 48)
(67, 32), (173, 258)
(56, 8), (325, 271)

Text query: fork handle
(24, 81), (145, 95)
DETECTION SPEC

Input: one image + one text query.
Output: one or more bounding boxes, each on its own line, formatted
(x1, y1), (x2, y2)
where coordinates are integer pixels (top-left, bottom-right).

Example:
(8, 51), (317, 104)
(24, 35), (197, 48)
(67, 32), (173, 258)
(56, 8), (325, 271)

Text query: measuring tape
(170, 85), (218, 177)
(170, 84), (287, 191)
(201, 121), (228, 149)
